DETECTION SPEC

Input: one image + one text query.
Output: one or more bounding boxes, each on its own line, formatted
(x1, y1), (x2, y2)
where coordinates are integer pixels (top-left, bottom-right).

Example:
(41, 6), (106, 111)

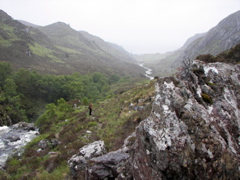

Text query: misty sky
(1, 0), (239, 54)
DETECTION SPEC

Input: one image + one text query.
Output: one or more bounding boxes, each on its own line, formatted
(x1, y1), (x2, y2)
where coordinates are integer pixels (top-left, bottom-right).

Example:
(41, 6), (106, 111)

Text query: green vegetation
(1, 64), (155, 179)
(0, 62), (123, 125)
(55, 45), (81, 54)
(29, 43), (63, 63)
(0, 23), (20, 47)
(196, 43), (240, 64)
(0, 36), (12, 47)
(201, 93), (213, 104)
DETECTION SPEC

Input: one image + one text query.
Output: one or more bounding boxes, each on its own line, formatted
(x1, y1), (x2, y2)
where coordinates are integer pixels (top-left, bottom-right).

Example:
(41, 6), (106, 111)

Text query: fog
(1, 0), (239, 54)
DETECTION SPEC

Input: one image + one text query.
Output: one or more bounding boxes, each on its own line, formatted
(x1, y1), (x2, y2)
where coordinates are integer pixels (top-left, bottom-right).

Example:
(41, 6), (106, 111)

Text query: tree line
(0, 62), (121, 125)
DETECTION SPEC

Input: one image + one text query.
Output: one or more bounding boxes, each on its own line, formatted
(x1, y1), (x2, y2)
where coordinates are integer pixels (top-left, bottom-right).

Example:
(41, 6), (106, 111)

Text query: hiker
(88, 102), (92, 115)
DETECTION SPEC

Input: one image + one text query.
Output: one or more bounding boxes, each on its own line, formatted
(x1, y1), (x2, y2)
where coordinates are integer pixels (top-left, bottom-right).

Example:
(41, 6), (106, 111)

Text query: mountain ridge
(135, 10), (240, 77)
(0, 10), (144, 77)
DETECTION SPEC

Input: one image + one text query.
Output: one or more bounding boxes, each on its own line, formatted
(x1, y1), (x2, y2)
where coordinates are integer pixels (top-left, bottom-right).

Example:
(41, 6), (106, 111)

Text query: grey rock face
(130, 61), (240, 179)
(68, 61), (240, 179)
(68, 140), (107, 178)
(87, 149), (130, 179)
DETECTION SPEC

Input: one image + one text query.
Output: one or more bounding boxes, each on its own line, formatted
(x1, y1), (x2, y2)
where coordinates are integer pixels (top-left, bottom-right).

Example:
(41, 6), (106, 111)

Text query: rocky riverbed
(0, 122), (39, 169)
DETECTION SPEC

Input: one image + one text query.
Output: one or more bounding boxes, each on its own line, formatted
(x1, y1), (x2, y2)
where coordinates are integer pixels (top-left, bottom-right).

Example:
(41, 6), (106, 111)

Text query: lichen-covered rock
(68, 61), (240, 180)
(68, 140), (106, 179)
(130, 61), (240, 179)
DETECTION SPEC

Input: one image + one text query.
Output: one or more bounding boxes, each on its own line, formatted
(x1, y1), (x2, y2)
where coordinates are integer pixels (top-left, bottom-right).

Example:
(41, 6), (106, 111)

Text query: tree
(57, 98), (71, 112)
(3, 78), (17, 97)
(0, 62), (12, 88)
(82, 97), (89, 105)
(109, 74), (120, 84)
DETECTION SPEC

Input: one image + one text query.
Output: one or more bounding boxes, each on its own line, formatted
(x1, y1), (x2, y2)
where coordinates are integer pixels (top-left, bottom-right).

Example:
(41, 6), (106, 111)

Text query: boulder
(87, 149), (130, 179)
(68, 140), (106, 178)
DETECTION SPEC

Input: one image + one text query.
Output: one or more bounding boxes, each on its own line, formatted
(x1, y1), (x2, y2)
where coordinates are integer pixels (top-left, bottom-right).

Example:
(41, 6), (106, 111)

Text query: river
(0, 122), (39, 169)
(140, 63), (154, 80)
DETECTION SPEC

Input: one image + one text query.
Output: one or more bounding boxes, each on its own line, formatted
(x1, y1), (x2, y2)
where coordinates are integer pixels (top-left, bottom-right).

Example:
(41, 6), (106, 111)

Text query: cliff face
(68, 61), (240, 179)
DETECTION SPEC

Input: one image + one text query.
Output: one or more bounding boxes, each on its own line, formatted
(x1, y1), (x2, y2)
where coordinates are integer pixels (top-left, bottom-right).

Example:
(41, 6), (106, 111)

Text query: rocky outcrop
(68, 134), (136, 179)
(130, 61), (240, 179)
(68, 140), (107, 178)
(68, 61), (240, 179)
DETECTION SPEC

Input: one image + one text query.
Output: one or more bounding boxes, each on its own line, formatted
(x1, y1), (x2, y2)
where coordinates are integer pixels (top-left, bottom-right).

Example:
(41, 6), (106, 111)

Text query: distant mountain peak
(46, 21), (71, 28)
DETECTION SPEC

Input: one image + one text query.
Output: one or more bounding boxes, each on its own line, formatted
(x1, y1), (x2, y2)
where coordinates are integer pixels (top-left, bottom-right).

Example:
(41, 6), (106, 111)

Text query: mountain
(18, 20), (40, 28)
(175, 10), (240, 65)
(136, 10), (240, 77)
(79, 30), (136, 63)
(0, 10), (144, 77)
(180, 32), (206, 51)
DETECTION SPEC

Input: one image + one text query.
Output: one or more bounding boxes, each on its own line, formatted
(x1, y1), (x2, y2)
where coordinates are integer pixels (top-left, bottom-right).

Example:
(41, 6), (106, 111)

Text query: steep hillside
(79, 31), (136, 63)
(0, 10), (144, 77)
(170, 10), (240, 71)
(35, 22), (143, 76)
(180, 33), (206, 51)
(137, 10), (240, 77)
(1, 79), (156, 179)
(176, 10), (240, 65)
(0, 10), (73, 74)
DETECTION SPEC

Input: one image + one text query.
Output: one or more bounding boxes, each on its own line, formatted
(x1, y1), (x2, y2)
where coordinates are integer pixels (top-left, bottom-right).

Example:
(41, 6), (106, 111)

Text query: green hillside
(0, 74), (156, 179)
(0, 10), (144, 77)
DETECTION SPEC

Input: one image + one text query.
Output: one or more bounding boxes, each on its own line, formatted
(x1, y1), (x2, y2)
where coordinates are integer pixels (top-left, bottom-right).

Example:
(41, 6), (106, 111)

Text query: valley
(0, 8), (240, 180)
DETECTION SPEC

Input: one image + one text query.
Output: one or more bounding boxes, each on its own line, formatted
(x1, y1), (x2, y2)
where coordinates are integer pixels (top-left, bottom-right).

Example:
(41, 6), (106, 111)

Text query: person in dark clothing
(88, 102), (92, 115)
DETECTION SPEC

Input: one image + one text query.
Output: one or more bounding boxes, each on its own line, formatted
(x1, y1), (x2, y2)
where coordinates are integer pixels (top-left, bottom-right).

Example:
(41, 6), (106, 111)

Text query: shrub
(196, 54), (216, 63)
(24, 134), (49, 151)
(201, 93), (213, 104)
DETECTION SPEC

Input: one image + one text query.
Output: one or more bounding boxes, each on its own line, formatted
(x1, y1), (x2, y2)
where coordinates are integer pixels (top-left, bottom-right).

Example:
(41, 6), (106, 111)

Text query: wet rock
(68, 140), (106, 178)
(4, 134), (20, 142)
(12, 122), (36, 131)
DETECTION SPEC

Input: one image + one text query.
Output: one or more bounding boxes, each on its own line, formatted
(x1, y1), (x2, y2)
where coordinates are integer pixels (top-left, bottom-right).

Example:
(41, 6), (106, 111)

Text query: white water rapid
(140, 63), (154, 80)
(0, 123), (39, 168)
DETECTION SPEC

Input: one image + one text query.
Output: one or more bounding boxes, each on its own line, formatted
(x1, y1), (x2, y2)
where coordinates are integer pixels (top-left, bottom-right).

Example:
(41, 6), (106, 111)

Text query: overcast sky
(1, 0), (239, 54)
